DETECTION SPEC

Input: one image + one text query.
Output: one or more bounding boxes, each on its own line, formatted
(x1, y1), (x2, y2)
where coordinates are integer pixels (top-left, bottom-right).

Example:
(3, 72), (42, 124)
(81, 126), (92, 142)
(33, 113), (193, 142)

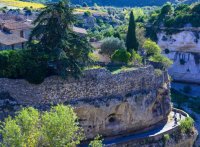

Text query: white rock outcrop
(157, 29), (200, 83)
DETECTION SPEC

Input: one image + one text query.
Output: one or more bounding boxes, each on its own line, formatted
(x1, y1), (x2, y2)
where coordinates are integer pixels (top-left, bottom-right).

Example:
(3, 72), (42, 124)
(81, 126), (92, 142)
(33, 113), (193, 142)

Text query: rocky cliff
(157, 29), (200, 83)
(0, 66), (171, 139)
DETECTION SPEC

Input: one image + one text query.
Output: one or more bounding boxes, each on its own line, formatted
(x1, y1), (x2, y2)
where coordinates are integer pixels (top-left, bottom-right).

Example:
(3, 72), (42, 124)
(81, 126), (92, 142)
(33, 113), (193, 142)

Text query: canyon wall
(0, 66), (171, 138)
(157, 29), (200, 83)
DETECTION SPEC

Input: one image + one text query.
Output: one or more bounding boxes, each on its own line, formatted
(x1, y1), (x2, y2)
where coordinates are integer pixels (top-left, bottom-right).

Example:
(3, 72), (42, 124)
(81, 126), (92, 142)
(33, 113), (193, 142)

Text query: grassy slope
(0, 0), (45, 9)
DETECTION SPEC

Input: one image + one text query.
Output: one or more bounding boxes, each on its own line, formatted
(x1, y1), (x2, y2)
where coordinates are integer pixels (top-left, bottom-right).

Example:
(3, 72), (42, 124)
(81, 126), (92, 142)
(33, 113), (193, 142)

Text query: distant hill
(22, 0), (198, 6)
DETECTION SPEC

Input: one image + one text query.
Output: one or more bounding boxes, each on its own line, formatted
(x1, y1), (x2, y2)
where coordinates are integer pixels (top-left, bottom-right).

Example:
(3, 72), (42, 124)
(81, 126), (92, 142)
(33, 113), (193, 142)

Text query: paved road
(80, 111), (186, 146)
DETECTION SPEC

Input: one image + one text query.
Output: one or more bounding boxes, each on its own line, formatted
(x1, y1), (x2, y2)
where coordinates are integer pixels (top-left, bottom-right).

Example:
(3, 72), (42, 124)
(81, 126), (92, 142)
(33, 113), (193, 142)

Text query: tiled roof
(3, 21), (33, 31)
(0, 31), (27, 45)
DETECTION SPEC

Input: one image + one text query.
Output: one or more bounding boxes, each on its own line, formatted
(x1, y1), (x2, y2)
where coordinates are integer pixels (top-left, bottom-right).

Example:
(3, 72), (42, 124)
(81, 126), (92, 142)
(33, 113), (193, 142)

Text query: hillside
(23, 0), (198, 6)
(0, 0), (45, 9)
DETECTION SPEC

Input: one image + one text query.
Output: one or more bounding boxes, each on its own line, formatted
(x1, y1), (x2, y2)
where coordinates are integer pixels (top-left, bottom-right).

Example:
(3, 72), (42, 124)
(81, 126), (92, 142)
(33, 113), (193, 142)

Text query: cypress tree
(126, 11), (139, 53)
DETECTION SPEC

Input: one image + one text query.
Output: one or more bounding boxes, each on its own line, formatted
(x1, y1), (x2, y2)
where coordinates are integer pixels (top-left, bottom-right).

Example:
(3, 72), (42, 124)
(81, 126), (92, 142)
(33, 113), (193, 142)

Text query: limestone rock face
(157, 29), (200, 83)
(0, 66), (171, 139)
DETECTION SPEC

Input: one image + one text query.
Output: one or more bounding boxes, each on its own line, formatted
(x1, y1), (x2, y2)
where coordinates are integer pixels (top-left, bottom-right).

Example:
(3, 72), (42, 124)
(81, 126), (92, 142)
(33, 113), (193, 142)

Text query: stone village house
(0, 18), (33, 50)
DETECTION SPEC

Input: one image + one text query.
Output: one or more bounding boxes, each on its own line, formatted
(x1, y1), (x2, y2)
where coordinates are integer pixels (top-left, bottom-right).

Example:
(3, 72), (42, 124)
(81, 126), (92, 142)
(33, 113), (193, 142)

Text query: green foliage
(0, 105), (84, 147)
(88, 52), (100, 61)
(89, 135), (103, 147)
(84, 11), (91, 17)
(148, 2), (200, 28)
(41, 105), (84, 146)
(0, 49), (49, 84)
(113, 32), (121, 40)
(28, 0), (92, 80)
(163, 134), (170, 143)
(132, 51), (142, 64)
(191, 3), (200, 14)
(154, 69), (162, 76)
(149, 54), (173, 69)
(126, 11), (139, 53)
(143, 39), (161, 57)
(160, 3), (172, 15)
(180, 117), (194, 133)
(101, 37), (125, 57)
(0, 108), (40, 147)
(111, 49), (131, 64)
(0, 50), (24, 78)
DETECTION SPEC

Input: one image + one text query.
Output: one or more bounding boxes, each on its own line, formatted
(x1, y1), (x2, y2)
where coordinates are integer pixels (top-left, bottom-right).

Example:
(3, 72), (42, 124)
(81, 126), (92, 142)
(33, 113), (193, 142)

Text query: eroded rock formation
(0, 66), (171, 138)
(157, 29), (200, 83)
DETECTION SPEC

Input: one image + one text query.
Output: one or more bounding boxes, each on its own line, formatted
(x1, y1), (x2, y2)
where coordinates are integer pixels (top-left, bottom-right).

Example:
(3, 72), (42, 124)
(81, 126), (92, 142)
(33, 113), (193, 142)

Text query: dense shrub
(100, 37), (126, 57)
(154, 69), (163, 76)
(143, 39), (161, 57)
(148, 3), (200, 30)
(0, 49), (48, 84)
(111, 49), (131, 64)
(149, 54), (173, 69)
(163, 134), (170, 143)
(180, 117), (194, 133)
(191, 3), (200, 14)
(89, 135), (103, 147)
(132, 51), (142, 64)
(0, 50), (25, 78)
(0, 105), (85, 147)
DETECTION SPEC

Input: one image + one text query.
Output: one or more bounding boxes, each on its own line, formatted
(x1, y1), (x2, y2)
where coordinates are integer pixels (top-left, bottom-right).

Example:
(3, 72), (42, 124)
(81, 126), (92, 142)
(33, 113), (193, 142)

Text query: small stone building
(0, 19), (33, 50)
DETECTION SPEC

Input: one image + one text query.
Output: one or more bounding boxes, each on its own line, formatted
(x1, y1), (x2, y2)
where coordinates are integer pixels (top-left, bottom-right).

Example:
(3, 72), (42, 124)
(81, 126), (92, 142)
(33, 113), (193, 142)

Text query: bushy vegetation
(89, 135), (103, 147)
(163, 134), (170, 143)
(142, 39), (172, 69)
(180, 117), (194, 133)
(149, 54), (173, 69)
(71, 0), (195, 7)
(148, 2), (200, 29)
(132, 51), (142, 64)
(143, 39), (161, 57)
(100, 37), (125, 57)
(0, 105), (103, 147)
(0, 0), (93, 84)
(111, 49), (131, 64)
(0, 50), (48, 84)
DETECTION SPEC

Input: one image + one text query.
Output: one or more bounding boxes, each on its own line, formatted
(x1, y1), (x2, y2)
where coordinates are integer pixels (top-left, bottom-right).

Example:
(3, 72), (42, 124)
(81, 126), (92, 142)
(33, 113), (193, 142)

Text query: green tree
(0, 108), (40, 147)
(126, 11), (139, 53)
(89, 135), (103, 147)
(111, 49), (131, 64)
(41, 105), (84, 146)
(0, 105), (84, 147)
(28, 0), (92, 79)
(143, 39), (161, 57)
(149, 54), (173, 69)
(101, 37), (125, 57)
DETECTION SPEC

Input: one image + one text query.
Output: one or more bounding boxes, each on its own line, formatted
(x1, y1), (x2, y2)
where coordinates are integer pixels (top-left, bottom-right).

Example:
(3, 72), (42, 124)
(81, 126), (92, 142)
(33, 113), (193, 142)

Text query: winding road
(80, 110), (186, 146)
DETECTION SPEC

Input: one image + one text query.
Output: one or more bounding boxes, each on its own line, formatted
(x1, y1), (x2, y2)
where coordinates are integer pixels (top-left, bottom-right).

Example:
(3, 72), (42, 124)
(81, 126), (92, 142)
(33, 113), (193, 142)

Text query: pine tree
(126, 11), (139, 53)
(28, 0), (92, 79)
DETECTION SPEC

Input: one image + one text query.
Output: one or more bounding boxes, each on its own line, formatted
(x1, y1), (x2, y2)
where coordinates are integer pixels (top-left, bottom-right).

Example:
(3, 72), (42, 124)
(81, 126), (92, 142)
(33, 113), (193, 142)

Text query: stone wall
(0, 66), (171, 139)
